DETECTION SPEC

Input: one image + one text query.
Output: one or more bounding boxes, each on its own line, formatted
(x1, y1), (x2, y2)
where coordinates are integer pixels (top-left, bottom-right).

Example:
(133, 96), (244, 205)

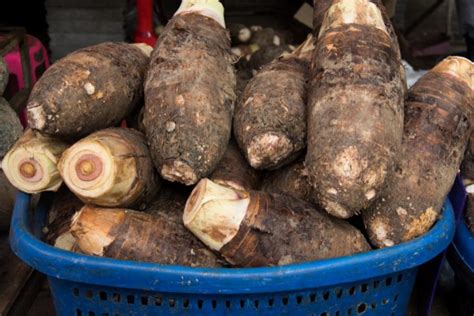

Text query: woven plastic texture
(10, 192), (455, 316)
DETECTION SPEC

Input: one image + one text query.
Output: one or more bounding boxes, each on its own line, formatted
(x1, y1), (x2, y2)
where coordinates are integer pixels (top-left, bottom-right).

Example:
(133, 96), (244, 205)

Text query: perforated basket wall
(50, 270), (415, 316)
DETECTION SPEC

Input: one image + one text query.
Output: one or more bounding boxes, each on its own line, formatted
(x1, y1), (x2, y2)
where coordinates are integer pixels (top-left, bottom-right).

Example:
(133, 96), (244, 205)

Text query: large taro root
(363, 57), (473, 248)
(27, 42), (151, 140)
(184, 179), (370, 267)
(144, 0), (236, 186)
(306, 0), (405, 218)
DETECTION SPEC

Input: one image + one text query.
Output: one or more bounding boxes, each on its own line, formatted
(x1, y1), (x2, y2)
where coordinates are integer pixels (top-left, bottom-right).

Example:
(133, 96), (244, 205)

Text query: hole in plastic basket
(86, 290), (93, 299)
(99, 292), (107, 301)
(226, 300), (231, 308)
(212, 300), (217, 309)
(371, 303), (376, 309)
(127, 295), (134, 304)
(361, 283), (368, 293)
(268, 298), (274, 307)
(169, 298), (176, 308)
(373, 280), (380, 289)
(73, 288), (79, 297)
(282, 296), (289, 305)
(336, 312), (340, 316)
(76, 310), (82, 316)
(335, 288), (343, 298)
(88, 312), (95, 316)
(382, 298), (389, 305)
(348, 287), (356, 296)
(320, 312), (328, 316)
(296, 295), (303, 304)
(357, 303), (367, 314)
(112, 293), (120, 303)
(323, 291), (330, 300)
(102, 313), (109, 316)
(198, 299), (204, 309)
(183, 299), (189, 308)
(385, 277), (393, 286)
(310, 293), (316, 302)
(397, 274), (403, 282)
(155, 295), (162, 306)
(240, 300), (246, 308)
(141, 297), (148, 305)
(394, 294), (399, 302)
(347, 308), (353, 315)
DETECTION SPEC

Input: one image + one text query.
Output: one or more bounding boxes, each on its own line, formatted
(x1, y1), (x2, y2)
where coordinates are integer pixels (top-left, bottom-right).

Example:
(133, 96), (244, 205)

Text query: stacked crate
(46, 0), (125, 61)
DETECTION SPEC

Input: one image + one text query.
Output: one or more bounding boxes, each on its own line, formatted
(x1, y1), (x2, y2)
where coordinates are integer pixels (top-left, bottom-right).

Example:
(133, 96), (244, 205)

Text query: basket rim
(10, 192), (455, 295)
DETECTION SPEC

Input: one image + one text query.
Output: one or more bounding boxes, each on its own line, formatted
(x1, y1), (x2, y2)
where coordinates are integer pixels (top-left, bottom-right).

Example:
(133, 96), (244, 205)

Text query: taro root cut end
(175, 0), (225, 28)
(70, 206), (126, 256)
(431, 56), (473, 89)
(183, 178), (250, 251)
(2, 130), (67, 193)
(319, 0), (387, 39)
(161, 159), (198, 186)
(247, 132), (293, 169)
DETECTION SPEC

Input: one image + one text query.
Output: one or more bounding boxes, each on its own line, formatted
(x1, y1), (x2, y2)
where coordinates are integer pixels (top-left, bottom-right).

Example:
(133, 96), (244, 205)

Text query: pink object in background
(1, 34), (50, 127)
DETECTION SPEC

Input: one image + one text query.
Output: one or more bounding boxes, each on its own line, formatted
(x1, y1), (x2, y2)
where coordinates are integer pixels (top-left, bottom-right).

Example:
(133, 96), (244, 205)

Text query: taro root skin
(363, 56), (473, 248)
(144, 1), (236, 185)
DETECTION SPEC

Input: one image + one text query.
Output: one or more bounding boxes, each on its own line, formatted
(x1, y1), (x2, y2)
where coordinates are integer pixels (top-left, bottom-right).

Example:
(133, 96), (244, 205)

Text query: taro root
(2, 129), (68, 193)
(144, 0), (236, 185)
(27, 42), (151, 140)
(44, 187), (84, 251)
(71, 204), (223, 267)
(58, 128), (160, 210)
(363, 57), (473, 247)
(209, 140), (260, 191)
(306, 0), (405, 218)
(234, 36), (314, 170)
(184, 179), (370, 267)
(260, 159), (313, 204)
(0, 98), (23, 159)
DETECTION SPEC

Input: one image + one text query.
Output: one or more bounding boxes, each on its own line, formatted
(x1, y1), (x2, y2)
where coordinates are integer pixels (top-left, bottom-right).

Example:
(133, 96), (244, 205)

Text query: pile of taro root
(1, 0), (473, 268)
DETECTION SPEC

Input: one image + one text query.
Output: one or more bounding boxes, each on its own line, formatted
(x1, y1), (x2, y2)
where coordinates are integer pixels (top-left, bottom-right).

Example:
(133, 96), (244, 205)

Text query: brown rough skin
(234, 42), (311, 170)
(466, 193), (474, 235)
(0, 170), (17, 232)
(209, 140), (260, 191)
(306, 4), (405, 218)
(44, 187), (84, 245)
(260, 159), (313, 204)
(220, 191), (371, 267)
(363, 60), (473, 248)
(0, 98), (23, 158)
(313, 0), (406, 91)
(75, 205), (223, 267)
(144, 13), (236, 186)
(461, 132), (474, 182)
(0, 57), (8, 95)
(27, 42), (148, 140)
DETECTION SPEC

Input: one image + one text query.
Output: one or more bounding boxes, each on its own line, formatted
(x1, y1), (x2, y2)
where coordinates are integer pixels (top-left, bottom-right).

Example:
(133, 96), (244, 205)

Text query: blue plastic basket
(448, 219), (474, 283)
(10, 192), (455, 316)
